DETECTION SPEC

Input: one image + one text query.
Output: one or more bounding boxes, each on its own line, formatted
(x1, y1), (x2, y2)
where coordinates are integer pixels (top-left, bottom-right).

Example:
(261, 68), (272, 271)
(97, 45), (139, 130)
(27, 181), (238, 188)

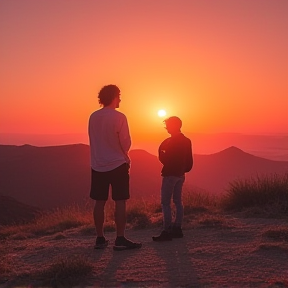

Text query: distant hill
(0, 144), (91, 209)
(0, 195), (41, 225)
(187, 133), (288, 161)
(186, 146), (288, 194)
(1, 132), (288, 161)
(0, 144), (287, 209)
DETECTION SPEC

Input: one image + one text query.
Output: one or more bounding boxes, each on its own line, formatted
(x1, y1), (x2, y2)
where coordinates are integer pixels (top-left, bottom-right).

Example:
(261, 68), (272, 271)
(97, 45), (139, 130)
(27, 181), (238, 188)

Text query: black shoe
(152, 230), (173, 242)
(94, 236), (109, 249)
(113, 237), (142, 251)
(170, 227), (184, 238)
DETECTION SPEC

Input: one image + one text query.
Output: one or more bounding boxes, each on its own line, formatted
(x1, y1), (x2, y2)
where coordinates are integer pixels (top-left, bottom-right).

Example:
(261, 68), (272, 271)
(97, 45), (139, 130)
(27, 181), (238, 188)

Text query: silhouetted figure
(89, 84), (142, 251)
(153, 116), (193, 241)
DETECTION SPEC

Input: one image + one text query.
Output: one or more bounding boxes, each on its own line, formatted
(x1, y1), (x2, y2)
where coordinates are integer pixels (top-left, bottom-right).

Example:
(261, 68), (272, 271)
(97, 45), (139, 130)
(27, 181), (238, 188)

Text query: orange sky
(0, 0), (287, 147)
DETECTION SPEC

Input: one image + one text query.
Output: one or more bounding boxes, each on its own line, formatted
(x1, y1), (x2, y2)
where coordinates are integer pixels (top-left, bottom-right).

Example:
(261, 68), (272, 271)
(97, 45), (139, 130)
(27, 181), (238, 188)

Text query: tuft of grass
(104, 220), (116, 232)
(0, 253), (14, 280)
(0, 226), (20, 240)
(221, 173), (288, 215)
(126, 201), (152, 229)
(258, 243), (285, 251)
(52, 232), (67, 240)
(10, 232), (33, 240)
(263, 227), (288, 242)
(183, 190), (219, 215)
(0, 204), (92, 239)
(197, 214), (229, 228)
(79, 224), (96, 236)
(34, 255), (93, 287)
(31, 205), (92, 235)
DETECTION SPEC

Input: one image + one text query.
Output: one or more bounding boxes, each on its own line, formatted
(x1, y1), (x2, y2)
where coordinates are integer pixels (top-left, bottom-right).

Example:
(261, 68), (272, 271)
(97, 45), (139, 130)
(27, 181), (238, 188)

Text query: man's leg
(115, 200), (126, 237)
(113, 199), (142, 250)
(173, 176), (185, 227)
(93, 200), (106, 237)
(161, 176), (174, 231)
(152, 177), (174, 241)
(111, 164), (141, 250)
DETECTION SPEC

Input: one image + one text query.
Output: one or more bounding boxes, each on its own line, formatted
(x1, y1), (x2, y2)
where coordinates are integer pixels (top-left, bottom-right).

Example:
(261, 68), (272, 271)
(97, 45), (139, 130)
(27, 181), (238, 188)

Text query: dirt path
(1, 217), (288, 287)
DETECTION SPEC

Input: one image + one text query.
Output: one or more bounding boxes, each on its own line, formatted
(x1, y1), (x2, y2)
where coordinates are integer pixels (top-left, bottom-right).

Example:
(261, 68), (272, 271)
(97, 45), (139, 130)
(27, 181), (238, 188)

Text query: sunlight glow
(157, 109), (167, 117)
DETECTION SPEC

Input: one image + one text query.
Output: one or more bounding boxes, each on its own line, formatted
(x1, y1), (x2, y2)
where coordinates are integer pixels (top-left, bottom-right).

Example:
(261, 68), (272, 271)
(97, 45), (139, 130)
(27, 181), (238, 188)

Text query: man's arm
(118, 115), (132, 155)
(185, 139), (193, 172)
(158, 140), (169, 165)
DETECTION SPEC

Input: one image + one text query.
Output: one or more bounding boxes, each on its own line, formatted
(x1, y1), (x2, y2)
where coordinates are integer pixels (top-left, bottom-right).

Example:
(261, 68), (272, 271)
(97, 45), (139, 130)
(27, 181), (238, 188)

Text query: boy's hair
(164, 116), (182, 129)
(98, 84), (120, 106)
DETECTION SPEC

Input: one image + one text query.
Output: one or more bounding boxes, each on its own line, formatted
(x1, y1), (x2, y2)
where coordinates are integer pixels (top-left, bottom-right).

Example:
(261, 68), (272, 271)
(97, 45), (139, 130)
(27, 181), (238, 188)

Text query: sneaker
(113, 236), (142, 251)
(152, 230), (173, 242)
(94, 236), (109, 249)
(170, 227), (184, 238)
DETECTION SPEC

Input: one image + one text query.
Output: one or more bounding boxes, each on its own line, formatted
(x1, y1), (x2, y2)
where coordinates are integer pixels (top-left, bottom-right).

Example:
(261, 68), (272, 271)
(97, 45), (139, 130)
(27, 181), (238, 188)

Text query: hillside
(0, 195), (41, 225)
(0, 144), (287, 209)
(0, 144), (91, 209)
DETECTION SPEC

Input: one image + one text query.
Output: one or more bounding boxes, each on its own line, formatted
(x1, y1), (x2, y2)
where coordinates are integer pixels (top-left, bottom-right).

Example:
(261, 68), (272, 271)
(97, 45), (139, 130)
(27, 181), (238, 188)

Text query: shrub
(36, 255), (93, 287)
(126, 201), (151, 229)
(0, 204), (92, 238)
(30, 205), (92, 235)
(183, 189), (219, 215)
(221, 173), (288, 214)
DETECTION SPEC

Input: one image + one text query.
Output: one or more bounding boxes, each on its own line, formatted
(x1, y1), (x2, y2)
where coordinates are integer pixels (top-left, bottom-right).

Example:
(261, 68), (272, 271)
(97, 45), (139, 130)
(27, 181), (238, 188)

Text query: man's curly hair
(98, 84), (120, 106)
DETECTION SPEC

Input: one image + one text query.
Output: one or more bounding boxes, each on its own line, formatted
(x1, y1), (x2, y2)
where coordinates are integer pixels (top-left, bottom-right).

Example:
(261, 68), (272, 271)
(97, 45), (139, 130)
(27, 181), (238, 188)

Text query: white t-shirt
(88, 107), (131, 172)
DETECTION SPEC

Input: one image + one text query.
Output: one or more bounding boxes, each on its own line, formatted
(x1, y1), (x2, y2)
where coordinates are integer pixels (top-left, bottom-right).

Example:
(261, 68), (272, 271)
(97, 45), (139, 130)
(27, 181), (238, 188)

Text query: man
(88, 84), (142, 251)
(152, 116), (193, 241)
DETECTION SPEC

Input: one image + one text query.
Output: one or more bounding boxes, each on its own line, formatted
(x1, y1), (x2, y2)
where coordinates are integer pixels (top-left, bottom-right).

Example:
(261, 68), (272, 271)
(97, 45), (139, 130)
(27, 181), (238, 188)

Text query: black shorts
(90, 163), (130, 201)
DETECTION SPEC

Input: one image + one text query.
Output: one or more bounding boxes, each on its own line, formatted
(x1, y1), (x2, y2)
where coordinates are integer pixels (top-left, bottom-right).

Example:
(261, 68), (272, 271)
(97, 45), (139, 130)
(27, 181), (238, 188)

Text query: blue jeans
(161, 175), (185, 231)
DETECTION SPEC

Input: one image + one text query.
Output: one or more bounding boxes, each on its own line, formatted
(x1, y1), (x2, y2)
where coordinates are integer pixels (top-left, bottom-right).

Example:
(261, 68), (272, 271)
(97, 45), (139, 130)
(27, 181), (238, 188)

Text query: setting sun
(158, 109), (166, 117)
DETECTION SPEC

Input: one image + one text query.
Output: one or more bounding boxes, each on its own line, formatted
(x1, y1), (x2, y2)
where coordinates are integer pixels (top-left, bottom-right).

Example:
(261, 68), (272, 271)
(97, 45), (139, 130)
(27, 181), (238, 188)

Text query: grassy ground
(1, 173), (287, 239)
(0, 173), (287, 287)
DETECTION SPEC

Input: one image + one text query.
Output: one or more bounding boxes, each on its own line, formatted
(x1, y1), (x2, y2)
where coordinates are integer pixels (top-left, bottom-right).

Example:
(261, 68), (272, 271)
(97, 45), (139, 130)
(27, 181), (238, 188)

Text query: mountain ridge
(2, 132), (288, 161)
(0, 144), (287, 210)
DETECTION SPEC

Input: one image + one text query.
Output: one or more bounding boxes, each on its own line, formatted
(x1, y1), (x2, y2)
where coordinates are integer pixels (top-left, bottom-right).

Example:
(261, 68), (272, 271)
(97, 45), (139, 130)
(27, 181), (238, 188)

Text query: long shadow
(101, 249), (143, 286)
(152, 236), (201, 287)
(88, 235), (143, 287)
(86, 231), (201, 287)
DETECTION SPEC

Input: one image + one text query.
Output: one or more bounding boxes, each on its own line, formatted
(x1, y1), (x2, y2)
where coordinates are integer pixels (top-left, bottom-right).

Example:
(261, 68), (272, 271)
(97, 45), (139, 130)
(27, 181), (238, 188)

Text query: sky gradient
(1, 0), (287, 146)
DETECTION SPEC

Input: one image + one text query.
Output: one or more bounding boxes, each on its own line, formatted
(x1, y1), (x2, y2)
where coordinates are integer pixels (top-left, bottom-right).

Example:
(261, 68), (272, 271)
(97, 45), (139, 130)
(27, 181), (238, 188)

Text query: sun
(157, 109), (166, 117)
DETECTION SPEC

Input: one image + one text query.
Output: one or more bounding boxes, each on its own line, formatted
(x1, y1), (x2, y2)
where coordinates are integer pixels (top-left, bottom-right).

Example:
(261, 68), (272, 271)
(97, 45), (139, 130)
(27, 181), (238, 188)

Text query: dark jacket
(158, 133), (193, 177)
